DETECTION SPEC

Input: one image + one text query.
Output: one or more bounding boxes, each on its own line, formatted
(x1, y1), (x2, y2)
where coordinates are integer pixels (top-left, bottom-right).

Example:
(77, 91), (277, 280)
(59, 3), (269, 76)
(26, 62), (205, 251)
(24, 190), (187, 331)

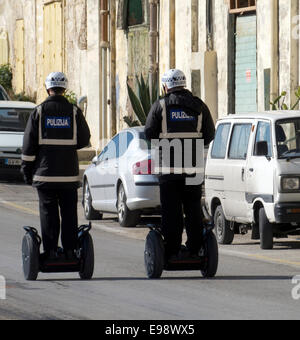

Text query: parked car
(0, 85), (10, 101)
(0, 101), (36, 178)
(83, 127), (160, 227)
(205, 111), (300, 250)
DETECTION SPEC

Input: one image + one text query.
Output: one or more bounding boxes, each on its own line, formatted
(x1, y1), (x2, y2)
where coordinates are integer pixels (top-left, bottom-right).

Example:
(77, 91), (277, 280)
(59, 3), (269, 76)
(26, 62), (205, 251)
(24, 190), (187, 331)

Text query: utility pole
(100, 0), (109, 144)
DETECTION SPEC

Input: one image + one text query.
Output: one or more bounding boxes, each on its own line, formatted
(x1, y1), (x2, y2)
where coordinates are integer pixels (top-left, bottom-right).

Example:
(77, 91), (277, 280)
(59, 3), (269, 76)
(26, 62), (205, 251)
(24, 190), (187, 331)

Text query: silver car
(83, 127), (160, 227)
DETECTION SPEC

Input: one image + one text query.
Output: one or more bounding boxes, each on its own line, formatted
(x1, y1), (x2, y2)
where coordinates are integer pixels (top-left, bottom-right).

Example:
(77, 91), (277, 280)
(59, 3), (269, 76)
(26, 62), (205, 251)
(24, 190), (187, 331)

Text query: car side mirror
(255, 141), (268, 156)
(92, 156), (98, 165)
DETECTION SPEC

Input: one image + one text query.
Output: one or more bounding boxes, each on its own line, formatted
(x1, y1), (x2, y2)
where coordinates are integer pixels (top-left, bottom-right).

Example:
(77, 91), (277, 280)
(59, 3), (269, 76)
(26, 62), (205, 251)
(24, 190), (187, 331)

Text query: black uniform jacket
(145, 89), (215, 145)
(21, 95), (91, 189)
(144, 89), (215, 182)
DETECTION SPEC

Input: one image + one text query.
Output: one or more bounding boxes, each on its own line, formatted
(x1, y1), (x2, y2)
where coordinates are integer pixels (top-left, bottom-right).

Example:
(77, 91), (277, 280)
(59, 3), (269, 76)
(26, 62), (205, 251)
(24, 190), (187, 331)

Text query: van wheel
(214, 205), (234, 245)
(259, 207), (273, 250)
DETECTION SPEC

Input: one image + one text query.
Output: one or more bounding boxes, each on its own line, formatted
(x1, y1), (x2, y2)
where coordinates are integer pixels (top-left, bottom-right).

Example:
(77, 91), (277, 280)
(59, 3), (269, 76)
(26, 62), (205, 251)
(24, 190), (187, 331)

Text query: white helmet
(162, 69), (186, 90)
(45, 72), (68, 90)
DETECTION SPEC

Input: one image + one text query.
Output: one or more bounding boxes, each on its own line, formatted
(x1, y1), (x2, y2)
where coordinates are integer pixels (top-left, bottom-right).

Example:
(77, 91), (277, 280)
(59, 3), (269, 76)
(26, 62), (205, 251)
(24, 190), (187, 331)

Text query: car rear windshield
(139, 132), (153, 150)
(0, 108), (33, 132)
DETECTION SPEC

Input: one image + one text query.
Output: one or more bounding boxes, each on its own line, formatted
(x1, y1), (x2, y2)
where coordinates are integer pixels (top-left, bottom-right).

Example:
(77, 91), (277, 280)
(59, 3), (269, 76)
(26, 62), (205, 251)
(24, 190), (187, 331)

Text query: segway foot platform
(22, 224), (94, 281)
(39, 250), (81, 274)
(144, 224), (218, 279)
(164, 253), (207, 272)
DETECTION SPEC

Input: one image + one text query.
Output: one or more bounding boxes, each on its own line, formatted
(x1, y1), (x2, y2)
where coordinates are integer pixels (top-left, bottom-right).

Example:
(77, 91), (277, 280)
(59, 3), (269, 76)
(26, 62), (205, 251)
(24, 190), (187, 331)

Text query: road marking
(220, 248), (300, 268)
(0, 201), (39, 216)
(248, 254), (300, 267)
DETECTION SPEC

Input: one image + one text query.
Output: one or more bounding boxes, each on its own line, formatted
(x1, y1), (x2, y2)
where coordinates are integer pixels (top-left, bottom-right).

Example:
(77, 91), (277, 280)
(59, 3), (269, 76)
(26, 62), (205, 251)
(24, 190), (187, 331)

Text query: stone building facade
(0, 0), (299, 151)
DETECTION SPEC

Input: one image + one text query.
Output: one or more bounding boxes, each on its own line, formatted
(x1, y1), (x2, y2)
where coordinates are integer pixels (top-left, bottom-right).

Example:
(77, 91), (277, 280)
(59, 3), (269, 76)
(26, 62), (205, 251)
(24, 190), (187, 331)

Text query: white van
(0, 101), (36, 178)
(205, 111), (300, 249)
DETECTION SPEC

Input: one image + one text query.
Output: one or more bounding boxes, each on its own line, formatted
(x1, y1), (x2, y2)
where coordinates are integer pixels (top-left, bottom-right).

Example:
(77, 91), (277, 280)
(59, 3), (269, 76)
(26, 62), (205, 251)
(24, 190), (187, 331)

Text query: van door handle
(249, 168), (254, 172)
(241, 168), (245, 181)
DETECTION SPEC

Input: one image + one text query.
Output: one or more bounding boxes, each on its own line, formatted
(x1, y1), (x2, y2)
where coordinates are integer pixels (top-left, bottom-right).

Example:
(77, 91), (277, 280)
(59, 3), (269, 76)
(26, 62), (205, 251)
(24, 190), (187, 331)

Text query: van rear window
(211, 123), (231, 159)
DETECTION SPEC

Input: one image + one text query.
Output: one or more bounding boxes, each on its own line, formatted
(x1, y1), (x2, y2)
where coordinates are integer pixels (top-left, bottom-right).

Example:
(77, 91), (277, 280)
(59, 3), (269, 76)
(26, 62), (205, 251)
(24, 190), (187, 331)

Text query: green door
(235, 15), (257, 113)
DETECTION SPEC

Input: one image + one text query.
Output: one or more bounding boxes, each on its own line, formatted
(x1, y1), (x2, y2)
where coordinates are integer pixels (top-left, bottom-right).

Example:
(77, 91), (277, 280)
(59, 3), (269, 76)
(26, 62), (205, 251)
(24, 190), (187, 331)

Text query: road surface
(1, 180), (300, 320)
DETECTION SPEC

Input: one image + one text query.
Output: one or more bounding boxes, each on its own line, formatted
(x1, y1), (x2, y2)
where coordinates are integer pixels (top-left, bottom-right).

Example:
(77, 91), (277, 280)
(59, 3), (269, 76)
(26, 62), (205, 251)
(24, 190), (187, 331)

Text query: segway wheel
(201, 231), (219, 279)
(144, 230), (164, 279)
(22, 232), (40, 281)
(79, 233), (94, 280)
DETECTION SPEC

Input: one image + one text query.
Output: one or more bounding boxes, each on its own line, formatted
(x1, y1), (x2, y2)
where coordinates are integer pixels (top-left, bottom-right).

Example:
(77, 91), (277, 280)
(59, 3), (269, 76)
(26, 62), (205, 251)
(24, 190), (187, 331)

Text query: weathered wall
(2, 0), (300, 150)
(86, 0), (101, 149)
(115, 27), (129, 132)
(0, 0), (36, 98)
(257, 0), (272, 112)
(212, 0), (229, 118)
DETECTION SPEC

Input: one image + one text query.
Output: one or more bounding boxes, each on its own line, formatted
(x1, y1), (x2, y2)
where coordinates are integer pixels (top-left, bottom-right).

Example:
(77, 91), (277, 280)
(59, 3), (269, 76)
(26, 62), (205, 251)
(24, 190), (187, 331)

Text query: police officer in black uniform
(145, 69), (215, 260)
(21, 72), (91, 259)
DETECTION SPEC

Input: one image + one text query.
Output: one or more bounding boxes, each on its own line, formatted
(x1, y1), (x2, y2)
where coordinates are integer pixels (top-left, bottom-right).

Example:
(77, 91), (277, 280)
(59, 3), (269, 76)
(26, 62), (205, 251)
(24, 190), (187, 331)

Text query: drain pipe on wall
(109, 0), (117, 137)
(169, 0), (176, 69)
(100, 0), (109, 146)
(270, 0), (279, 105)
(149, 0), (159, 99)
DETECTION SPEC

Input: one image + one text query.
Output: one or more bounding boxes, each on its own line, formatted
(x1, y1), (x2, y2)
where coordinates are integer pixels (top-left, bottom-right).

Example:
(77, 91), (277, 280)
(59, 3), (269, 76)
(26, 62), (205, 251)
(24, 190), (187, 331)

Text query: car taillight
(133, 159), (154, 175)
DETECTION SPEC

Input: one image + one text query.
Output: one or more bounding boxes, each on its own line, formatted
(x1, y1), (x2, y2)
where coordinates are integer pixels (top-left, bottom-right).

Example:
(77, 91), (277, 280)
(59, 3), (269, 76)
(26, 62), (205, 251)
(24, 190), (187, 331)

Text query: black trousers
(159, 179), (203, 257)
(37, 188), (78, 253)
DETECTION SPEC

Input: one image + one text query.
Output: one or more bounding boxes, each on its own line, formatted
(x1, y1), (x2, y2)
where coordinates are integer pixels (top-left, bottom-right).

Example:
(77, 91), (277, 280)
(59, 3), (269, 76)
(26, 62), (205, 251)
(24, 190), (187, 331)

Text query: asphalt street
(0, 180), (300, 320)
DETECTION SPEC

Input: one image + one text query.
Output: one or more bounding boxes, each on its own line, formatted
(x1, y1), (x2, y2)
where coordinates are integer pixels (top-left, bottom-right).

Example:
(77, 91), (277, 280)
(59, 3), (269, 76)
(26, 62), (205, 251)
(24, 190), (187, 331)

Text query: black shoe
(40, 250), (59, 265)
(65, 249), (78, 261)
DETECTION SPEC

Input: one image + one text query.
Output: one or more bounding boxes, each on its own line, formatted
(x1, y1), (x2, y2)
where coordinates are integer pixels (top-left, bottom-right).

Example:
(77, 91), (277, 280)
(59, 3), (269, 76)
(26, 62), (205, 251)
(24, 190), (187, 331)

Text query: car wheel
(83, 179), (103, 221)
(214, 205), (234, 245)
(117, 183), (140, 228)
(259, 207), (273, 250)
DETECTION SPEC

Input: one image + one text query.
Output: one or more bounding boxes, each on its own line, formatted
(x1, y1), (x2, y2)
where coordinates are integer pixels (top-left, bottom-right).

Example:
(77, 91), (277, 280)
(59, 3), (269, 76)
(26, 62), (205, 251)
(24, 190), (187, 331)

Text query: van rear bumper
(275, 203), (300, 223)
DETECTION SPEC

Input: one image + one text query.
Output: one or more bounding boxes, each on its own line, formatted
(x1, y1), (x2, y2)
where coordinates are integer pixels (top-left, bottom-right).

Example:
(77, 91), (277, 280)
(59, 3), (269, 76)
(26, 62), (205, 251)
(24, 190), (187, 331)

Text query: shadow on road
(38, 275), (292, 283)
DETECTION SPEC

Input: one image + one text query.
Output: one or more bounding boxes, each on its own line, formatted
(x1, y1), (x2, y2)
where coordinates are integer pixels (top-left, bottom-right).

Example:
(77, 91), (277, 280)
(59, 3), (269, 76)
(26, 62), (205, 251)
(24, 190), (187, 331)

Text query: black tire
(22, 233), (40, 281)
(83, 179), (103, 221)
(79, 233), (94, 280)
(117, 183), (140, 227)
(214, 205), (234, 245)
(259, 207), (273, 250)
(144, 230), (165, 279)
(201, 231), (219, 278)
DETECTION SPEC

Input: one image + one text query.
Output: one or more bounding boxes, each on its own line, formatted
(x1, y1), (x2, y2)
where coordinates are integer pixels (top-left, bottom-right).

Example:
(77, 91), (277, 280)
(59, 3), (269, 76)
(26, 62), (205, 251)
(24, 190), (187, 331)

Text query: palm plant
(270, 87), (300, 110)
(124, 74), (159, 127)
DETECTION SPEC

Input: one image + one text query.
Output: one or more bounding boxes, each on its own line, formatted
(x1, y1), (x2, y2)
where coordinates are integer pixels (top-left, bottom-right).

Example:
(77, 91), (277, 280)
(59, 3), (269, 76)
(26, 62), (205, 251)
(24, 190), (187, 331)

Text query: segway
(144, 222), (218, 279)
(22, 223), (94, 281)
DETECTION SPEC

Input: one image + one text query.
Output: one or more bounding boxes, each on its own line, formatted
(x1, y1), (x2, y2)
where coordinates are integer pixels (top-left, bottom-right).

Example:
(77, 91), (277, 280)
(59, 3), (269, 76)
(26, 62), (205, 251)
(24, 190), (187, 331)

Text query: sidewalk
(79, 163), (90, 179)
